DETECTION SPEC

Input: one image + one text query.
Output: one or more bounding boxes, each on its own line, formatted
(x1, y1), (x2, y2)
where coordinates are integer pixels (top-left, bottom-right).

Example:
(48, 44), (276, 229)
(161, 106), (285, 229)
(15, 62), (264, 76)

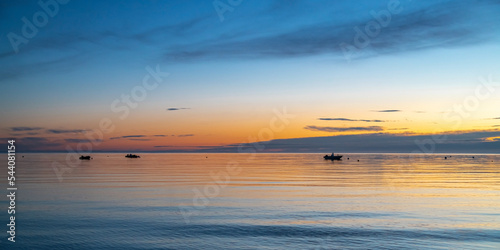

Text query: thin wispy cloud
(2, 0), (497, 81)
(12, 132), (40, 136)
(110, 135), (146, 140)
(318, 118), (385, 122)
(122, 135), (146, 138)
(388, 128), (408, 131)
(177, 134), (194, 137)
(167, 108), (190, 111)
(10, 127), (43, 132)
(304, 125), (384, 132)
(46, 129), (86, 134)
(164, 0), (500, 61)
(372, 110), (401, 113)
(152, 134), (194, 137)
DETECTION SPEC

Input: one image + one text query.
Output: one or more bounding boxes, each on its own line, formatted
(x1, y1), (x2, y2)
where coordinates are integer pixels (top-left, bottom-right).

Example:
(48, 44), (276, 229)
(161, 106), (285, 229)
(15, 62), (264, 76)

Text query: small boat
(324, 153), (342, 160)
(79, 155), (92, 160)
(125, 154), (140, 158)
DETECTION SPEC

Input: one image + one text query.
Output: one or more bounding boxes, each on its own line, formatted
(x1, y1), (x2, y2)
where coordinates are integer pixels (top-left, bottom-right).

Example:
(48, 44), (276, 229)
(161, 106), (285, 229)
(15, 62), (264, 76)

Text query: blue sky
(1, 0), (500, 152)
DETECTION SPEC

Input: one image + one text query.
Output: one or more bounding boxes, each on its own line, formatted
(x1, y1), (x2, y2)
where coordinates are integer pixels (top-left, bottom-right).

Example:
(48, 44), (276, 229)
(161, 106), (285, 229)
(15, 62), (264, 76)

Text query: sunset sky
(1, 0), (500, 152)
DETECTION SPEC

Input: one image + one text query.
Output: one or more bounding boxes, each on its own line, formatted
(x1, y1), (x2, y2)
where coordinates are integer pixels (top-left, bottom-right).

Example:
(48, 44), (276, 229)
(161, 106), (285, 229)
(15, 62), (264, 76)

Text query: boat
(324, 153), (342, 160)
(79, 155), (92, 160)
(125, 154), (141, 158)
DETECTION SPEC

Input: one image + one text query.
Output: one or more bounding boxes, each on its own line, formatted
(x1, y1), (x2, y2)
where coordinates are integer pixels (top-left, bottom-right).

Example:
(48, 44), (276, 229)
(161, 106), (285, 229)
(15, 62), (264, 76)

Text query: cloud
(13, 137), (63, 151)
(0, 52), (87, 81)
(198, 130), (500, 153)
(318, 118), (385, 122)
(110, 135), (146, 140)
(1, 0), (498, 83)
(372, 110), (401, 113)
(2, 1), (499, 83)
(10, 127), (44, 132)
(163, 0), (500, 61)
(177, 134), (194, 137)
(46, 129), (86, 134)
(151, 134), (194, 137)
(482, 136), (500, 142)
(131, 15), (211, 42)
(493, 117), (500, 119)
(388, 128), (408, 131)
(167, 107), (190, 111)
(64, 138), (102, 143)
(304, 125), (384, 132)
(0, 12), (210, 80)
(122, 135), (145, 138)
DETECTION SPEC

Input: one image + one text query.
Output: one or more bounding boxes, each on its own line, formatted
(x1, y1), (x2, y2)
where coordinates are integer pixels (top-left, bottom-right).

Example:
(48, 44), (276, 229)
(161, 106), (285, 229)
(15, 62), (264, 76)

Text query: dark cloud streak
(373, 110), (401, 113)
(10, 127), (43, 132)
(46, 129), (86, 134)
(319, 118), (385, 122)
(164, 0), (500, 61)
(110, 135), (146, 140)
(177, 134), (194, 137)
(305, 125), (384, 132)
(198, 130), (500, 153)
(167, 108), (190, 111)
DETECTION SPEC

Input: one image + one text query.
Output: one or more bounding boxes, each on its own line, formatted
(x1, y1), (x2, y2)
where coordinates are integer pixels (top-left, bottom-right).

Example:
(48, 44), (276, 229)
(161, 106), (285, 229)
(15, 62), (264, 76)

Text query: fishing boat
(324, 153), (342, 160)
(79, 155), (92, 160)
(125, 154), (141, 158)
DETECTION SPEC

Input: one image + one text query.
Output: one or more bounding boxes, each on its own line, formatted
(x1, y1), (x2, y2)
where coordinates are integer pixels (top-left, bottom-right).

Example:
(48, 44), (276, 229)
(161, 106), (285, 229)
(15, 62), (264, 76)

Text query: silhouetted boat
(324, 153), (342, 160)
(125, 154), (140, 158)
(79, 155), (92, 160)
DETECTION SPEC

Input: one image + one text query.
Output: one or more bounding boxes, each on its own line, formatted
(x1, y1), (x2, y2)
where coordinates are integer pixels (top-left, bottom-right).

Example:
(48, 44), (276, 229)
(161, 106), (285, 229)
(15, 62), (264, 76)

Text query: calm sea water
(2, 153), (500, 249)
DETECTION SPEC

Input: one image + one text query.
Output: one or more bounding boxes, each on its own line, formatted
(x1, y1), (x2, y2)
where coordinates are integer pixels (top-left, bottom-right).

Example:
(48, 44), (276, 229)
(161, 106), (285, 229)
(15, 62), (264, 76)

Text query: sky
(1, 0), (500, 153)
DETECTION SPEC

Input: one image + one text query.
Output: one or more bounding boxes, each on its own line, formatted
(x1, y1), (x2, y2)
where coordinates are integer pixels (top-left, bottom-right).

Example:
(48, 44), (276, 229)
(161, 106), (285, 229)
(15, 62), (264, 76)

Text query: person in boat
(323, 153), (334, 158)
(125, 154), (140, 158)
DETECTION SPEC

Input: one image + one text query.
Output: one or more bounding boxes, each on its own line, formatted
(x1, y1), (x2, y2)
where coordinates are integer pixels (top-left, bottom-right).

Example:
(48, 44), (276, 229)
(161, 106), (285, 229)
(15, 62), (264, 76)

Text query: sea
(2, 153), (500, 249)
